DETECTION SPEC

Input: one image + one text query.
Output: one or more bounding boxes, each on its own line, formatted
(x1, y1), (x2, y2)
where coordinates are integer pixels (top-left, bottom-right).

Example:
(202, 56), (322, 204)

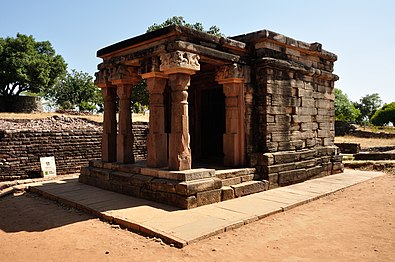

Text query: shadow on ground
(0, 192), (92, 233)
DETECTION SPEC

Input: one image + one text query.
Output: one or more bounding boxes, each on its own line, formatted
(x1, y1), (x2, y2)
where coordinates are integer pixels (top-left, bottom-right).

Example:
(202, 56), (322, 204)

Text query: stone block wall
(237, 30), (343, 187)
(0, 123), (148, 181)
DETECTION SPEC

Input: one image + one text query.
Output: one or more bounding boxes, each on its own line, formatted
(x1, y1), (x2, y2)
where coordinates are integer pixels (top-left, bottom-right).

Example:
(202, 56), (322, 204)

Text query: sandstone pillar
(115, 83), (134, 163)
(160, 51), (200, 170)
(111, 65), (139, 164)
(95, 68), (117, 162)
(101, 87), (117, 162)
(141, 72), (168, 167)
(167, 73), (192, 170)
(216, 64), (246, 167)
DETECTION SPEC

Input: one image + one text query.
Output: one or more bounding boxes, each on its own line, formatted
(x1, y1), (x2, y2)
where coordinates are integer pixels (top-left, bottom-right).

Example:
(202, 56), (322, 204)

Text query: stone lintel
(167, 40), (244, 64)
(217, 77), (244, 85)
(141, 71), (168, 79)
(111, 78), (137, 86)
(162, 67), (198, 76)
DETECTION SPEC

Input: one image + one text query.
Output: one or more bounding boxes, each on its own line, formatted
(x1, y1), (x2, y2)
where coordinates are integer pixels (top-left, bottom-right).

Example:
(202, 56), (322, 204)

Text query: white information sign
(40, 156), (57, 177)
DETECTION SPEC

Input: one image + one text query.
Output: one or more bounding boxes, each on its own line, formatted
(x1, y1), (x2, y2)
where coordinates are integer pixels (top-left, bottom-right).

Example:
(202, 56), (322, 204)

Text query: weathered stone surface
(150, 178), (178, 193)
(196, 189), (222, 206)
(121, 184), (141, 197)
(221, 177), (242, 187)
(266, 162), (296, 174)
(110, 163), (142, 174)
(231, 181), (266, 197)
(241, 174), (254, 182)
(221, 186), (235, 201)
(140, 168), (216, 181)
(175, 178), (220, 196)
(278, 169), (307, 186)
(295, 159), (317, 169)
(273, 151), (301, 164)
(130, 174), (153, 188)
(90, 168), (110, 181)
(299, 149), (317, 160)
(80, 167), (91, 176)
(110, 171), (132, 184)
(215, 168), (254, 179)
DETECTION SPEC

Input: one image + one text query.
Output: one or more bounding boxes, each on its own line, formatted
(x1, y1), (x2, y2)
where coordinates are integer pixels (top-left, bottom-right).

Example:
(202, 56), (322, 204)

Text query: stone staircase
(79, 160), (268, 209)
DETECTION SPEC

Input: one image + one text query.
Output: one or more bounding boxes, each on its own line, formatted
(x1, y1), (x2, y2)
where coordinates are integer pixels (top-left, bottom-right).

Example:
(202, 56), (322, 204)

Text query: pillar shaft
(116, 84), (134, 164)
(168, 73), (192, 170)
(143, 73), (168, 167)
(101, 87), (117, 162)
(222, 82), (245, 166)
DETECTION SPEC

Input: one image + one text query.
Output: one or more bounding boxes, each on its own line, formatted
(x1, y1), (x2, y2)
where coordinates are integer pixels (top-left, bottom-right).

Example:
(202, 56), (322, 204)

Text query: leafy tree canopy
(0, 33), (67, 98)
(147, 16), (222, 36)
(353, 93), (382, 124)
(370, 102), (395, 126)
(334, 88), (361, 122)
(46, 69), (103, 112)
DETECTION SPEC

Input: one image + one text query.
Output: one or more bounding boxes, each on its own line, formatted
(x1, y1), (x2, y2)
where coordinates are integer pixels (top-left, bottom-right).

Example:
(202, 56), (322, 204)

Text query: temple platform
(29, 169), (384, 247)
(79, 160), (267, 209)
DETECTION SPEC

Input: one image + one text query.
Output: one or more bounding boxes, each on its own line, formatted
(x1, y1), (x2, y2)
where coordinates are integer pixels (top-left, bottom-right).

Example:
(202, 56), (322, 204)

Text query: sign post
(40, 156), (57, 178)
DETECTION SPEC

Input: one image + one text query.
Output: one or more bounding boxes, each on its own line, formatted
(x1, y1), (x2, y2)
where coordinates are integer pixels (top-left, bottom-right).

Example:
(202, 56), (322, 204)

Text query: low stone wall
(351, 130), (395, 139)
(0, 96), (43, 112)
(0, 123), (148, 181)
(335, 143), (361, 154)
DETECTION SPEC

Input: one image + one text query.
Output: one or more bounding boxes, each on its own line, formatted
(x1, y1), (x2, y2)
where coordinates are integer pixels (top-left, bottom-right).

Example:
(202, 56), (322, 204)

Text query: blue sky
(2, 0), (394, 104)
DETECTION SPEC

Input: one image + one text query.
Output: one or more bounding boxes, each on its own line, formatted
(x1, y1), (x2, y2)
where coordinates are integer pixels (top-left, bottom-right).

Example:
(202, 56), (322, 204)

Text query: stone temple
(79, 25), (343, 208)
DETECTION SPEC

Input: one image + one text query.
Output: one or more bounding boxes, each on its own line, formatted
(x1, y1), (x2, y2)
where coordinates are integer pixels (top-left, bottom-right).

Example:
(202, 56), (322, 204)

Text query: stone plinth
(79, 160), (265, 209)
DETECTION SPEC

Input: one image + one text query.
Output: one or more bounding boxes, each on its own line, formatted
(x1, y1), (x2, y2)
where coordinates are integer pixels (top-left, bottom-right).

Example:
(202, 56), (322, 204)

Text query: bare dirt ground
(0, 172), (393, 262)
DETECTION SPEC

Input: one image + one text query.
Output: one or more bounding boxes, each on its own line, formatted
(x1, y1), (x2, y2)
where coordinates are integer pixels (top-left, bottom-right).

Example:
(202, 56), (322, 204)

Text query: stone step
(215, 168), (256, 180)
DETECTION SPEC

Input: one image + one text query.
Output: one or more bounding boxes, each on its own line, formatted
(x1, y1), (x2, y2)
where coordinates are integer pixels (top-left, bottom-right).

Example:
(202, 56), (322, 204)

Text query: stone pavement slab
(28, 169), (384, 247)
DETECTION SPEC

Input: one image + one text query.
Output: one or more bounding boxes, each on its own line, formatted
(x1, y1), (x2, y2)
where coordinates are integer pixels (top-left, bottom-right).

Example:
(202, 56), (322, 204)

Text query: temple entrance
(200, 87), (225, 162)
(189, 80), (225, 166)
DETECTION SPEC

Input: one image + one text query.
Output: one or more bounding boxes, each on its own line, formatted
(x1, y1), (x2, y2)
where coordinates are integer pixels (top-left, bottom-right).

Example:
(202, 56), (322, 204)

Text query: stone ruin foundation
(79, 25), (343, 209)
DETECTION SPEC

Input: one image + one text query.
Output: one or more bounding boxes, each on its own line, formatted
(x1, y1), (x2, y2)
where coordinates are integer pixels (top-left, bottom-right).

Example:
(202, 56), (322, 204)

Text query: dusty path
(0, 173), (394, 262)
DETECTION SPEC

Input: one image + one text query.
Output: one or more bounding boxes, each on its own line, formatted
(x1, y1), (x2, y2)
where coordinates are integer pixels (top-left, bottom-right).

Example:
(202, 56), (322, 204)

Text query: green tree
(353, 93), (382, 124)
(334, 88), (361, 122)
(0, 33), (67, 109)
(370, 102), (395, 126)
(130, 16), (223, 113)
(131, 80), (149, 113)
(46, 69), (103, 112)
(147, 16), (222, 36)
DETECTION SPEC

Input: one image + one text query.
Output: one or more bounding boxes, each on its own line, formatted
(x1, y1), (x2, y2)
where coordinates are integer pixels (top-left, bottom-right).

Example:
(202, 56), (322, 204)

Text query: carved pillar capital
(111, 64), (140, 86)
(216, 63), (248, 84)
(160, 51), (200, 75)
(95, 67), (112, 88)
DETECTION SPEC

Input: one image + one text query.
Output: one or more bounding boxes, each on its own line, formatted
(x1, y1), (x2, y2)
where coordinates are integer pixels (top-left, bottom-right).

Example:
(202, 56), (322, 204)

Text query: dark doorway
(199, 87), (225, 163)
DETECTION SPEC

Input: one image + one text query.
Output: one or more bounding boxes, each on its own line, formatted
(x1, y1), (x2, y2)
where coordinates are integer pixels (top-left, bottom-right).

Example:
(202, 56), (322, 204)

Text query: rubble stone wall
(0, 123), (148, 181)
